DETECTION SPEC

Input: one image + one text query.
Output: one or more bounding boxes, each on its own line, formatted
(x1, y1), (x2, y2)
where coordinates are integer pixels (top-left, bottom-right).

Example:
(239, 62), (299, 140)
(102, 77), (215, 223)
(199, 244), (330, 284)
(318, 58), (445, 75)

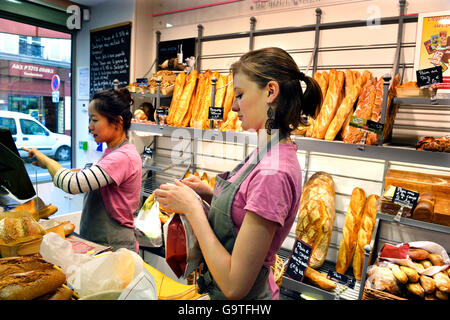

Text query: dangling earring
(265, 104), (274, 135)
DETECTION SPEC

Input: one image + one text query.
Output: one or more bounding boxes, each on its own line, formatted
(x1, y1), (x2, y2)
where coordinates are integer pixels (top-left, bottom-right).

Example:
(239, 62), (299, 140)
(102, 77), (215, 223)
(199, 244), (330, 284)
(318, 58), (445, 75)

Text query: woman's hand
(22, 147), (49, 169)
(154, 180), (204, 219)
(182, 175), (214, 203)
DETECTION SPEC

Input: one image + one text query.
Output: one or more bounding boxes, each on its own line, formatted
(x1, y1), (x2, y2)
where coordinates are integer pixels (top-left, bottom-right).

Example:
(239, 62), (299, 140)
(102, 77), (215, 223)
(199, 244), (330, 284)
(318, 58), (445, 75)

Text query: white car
(0, 110), (71, 161)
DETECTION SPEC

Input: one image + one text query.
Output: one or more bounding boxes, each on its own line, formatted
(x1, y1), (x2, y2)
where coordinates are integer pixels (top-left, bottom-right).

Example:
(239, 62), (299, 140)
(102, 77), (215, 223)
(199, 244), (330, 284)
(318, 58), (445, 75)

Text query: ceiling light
(166, 23), (173, 28)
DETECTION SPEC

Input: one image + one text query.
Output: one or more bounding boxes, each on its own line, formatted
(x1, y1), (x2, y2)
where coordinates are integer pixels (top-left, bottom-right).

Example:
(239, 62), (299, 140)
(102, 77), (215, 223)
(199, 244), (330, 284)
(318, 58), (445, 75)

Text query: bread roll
(336, 187), (366, 274)
(352, 194), (379, 280)
(390, 264), (408, 284)
(296, 172), (335, 269)
(433, 272), (450, 293)
(409, 248), (430, 261)
(420, 275), (436, 294)
(419, 260), (433, 269)
(400, 266), (419, 283)
(435, 289), (448, 300)
(0, 267), (66, 300)
(428, 254), (444, 266)
(304, 266), (337, 291)
(407, 282), (424, 298)
(312, 70), (345, 139)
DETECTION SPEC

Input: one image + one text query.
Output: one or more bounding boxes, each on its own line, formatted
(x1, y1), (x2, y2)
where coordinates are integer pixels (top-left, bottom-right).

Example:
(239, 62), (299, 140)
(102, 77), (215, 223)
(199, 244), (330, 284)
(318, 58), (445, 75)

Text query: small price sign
(327, 270), (356, 289)
(416, 66), (443, 88)
(285, 239), (312, 282)
(349, 116), (384, 135)
(392, 187), (419, 209)
(208, 107), (224, 120)
(156, 107), (169, 117)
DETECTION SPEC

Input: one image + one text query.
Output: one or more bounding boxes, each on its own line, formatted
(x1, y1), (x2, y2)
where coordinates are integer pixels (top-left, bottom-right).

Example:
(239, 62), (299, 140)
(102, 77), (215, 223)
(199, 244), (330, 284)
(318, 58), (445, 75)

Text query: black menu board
(90, 22), (131, 97)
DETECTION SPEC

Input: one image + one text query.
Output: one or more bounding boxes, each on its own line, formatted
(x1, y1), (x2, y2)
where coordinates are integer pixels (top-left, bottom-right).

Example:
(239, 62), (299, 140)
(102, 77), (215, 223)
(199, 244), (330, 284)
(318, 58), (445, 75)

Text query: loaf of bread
(435, 289), (448, 300)
(412, 193), (435, 223)
(304, 266), (337, 291)
(336, 187), (366, 274)
(433, 272), (450, 293)
(190, 70), (211, 128)
(420, 275), (436, 294)
(0, 217), (45, 245)
(166, 72), (186, 126)
(343, 78), (379, 144)
(296, 172), (335, 269)
(172, 70), (198, 127)
(325, 71), (371, 141)
(416, 136), (450, 153)
(409, 248), (430, 260)
(390, 264), (408, 284)
(352, 194), (379, 280)
(365, 77), (385, 145)
(0, 255), (53, 278)
(400, 266), (419, 283)
(313, 71), (329, 116)
(312, 70), (345, 139)
(407, 282), (424, 298)
(382, 74), (401, 142)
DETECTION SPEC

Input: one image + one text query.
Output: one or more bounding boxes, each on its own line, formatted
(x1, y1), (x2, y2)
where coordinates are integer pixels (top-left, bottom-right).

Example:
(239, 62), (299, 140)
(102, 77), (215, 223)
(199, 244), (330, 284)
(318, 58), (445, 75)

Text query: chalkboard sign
(416, 66), (443, 88)
(392, 187), (419, 209)
(90, 22), (131, 97)
(208, 107), (224, 120)
(285, 239), (312, 282)
(327, 270), (356, 289)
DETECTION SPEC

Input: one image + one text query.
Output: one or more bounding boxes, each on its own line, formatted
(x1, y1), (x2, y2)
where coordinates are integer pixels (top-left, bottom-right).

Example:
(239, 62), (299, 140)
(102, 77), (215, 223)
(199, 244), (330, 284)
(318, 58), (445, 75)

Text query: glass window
(20, 119), (47, 135)
(0, 18), (72, 182)
(0, 117), (17, 135)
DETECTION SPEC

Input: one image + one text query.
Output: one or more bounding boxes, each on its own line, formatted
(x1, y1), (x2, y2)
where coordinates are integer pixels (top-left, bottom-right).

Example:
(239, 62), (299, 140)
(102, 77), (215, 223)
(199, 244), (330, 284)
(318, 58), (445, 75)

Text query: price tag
(392, 187), (419, 209)
(156, 107), (169, 117)
(326, 270), (356, 289)
(136, 78), (148, 86)
(416, 66), (443, 88)
(285, 239), (313, 282)
(349, 116), (384, 135)
(208, 107), (224, 120)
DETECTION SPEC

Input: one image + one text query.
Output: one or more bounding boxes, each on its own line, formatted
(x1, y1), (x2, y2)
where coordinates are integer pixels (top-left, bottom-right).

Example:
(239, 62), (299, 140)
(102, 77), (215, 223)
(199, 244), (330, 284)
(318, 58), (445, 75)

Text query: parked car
(0, 110), (71, 161)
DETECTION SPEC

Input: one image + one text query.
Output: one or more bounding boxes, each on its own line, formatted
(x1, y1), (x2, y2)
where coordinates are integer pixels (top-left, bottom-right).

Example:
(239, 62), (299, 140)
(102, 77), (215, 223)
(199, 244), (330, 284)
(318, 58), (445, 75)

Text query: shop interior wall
(130, 0), (450, 262)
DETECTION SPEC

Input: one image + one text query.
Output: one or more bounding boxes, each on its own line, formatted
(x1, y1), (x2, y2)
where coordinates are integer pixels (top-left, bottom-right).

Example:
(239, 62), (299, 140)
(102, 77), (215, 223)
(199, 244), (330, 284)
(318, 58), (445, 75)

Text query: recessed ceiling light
(166, 23), (173, 28)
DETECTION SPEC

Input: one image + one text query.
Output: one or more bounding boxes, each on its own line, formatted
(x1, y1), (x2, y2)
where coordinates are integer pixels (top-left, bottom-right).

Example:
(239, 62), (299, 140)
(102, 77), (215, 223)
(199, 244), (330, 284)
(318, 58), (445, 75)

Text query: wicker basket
(362, 287), (407, 300)
(271, 254), (284, 288)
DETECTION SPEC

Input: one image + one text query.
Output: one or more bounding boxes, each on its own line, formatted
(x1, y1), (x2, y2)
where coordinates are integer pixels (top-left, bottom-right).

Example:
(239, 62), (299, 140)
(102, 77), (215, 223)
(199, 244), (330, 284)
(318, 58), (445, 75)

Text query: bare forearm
(43, 156), (63, 178)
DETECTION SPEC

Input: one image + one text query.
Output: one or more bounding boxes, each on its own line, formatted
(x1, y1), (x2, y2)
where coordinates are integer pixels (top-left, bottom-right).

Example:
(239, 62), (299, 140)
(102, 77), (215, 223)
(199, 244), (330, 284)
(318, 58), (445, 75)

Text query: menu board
(90, 22), (131, 97)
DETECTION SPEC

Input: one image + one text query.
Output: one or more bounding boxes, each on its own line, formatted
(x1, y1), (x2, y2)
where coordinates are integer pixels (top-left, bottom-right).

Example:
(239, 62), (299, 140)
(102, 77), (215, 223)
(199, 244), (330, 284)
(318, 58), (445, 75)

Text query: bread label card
(285, 239), (312, 282)
(349, 116), (384, 135)
(208, 107), (224, 120)
(156, 107), (169, 117)
(392, 187), (420, 209)
(326, 270), (356, 289)
(416, 66), (443, 87)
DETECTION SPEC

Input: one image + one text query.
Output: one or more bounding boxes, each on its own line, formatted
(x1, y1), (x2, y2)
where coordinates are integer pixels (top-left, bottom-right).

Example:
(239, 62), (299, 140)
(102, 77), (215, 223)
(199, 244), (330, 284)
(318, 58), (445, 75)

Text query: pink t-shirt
(96, 143), (142, 228)
(227, 143), (302, 299)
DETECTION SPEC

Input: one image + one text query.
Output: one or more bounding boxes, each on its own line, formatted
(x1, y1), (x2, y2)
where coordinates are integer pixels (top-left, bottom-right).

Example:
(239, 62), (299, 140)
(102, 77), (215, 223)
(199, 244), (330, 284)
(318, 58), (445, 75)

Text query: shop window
(0, 17), (72, 183)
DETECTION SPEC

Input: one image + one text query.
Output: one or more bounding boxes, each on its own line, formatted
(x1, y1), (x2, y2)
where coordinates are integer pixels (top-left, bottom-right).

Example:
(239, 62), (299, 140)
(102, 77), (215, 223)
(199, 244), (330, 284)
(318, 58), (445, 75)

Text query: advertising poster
(414, 11), (450, 93)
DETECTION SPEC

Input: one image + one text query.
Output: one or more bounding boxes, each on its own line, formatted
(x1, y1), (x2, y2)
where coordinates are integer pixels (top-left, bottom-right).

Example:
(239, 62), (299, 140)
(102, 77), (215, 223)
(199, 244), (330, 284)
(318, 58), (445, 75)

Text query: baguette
(352, 194), (379, 280)
(166, 72), (186, 126)
(382, 74), (401, 142)
(336, 187), (366, 274)
(406, 282), (424, 298)
(365, 77), (385, 145)
(172, 70), (198, 127)
(221, 73), (235, 124)
(0, 267), (66, 300)
(312, 70), (345, 139)
(190, 72), (208, 127)
(304, 266), (337, 291)
(313, 71), (329, 116)
(325, 71), (371, 141)
(295, 172), (335, 269)
(0, 255), (53, 278)
(419, 275), (436, 294)
(344, 69), (354, 98)
(428, 253), (444, 266)
(38, 205), (58, 220)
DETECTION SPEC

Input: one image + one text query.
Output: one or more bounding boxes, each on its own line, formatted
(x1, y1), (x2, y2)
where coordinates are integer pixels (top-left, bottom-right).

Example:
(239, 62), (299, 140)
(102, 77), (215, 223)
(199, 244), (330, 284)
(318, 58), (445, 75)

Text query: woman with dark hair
(155, 47), (322, 299)
(23, 88), (142, 252)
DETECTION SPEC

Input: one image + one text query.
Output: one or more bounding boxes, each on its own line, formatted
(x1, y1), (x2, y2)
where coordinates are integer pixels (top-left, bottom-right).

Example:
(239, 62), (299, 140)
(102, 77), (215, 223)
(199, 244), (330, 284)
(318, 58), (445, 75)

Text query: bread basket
(362, 287), (407, 300)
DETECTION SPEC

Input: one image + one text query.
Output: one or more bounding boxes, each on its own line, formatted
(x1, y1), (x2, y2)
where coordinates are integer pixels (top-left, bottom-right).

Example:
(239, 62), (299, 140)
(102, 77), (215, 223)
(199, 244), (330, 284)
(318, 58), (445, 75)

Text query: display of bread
(366, 246), (449, 300)
(336, 187), (366, 274)
(0, 254), (69, 300)
(295, 172), (335, 269)
(352, 194), (379, 280)
(416, 135), (450, 153)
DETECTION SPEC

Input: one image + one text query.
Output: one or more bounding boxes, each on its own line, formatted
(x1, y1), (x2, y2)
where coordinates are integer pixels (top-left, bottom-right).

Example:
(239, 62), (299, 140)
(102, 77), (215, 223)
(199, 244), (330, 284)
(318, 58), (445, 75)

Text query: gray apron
(79, 140), (137, 252)
(197, 132), (285, 300)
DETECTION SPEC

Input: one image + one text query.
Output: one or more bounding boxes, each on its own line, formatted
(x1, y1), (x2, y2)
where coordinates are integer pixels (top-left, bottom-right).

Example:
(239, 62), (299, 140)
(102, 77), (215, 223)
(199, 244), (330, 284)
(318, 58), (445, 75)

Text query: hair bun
(116, 88), (134, 106)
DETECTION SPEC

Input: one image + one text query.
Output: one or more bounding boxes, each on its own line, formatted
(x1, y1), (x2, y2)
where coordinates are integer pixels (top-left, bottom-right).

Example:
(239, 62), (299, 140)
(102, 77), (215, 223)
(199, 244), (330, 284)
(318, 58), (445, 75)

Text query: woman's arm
(22, 147), (63, 178)
(155, 180), (277, 299)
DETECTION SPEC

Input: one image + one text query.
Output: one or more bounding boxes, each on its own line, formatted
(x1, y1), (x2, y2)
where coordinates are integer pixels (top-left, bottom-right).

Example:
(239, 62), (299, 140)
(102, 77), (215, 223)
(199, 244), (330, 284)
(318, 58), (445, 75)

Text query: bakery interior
(0, 0), (448, 303)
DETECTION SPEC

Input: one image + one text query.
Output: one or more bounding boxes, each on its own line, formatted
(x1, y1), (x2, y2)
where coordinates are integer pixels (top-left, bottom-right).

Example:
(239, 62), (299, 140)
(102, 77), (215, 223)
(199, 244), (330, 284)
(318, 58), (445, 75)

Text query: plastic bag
(134, 194), (162, 247)
(163, 198), (210, 279)
(40, 233), (146, 298)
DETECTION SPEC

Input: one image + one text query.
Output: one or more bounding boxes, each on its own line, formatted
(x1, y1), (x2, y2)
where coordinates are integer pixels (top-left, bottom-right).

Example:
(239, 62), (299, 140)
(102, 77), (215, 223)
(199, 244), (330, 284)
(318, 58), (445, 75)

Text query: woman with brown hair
(155, 47), (322, 299)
